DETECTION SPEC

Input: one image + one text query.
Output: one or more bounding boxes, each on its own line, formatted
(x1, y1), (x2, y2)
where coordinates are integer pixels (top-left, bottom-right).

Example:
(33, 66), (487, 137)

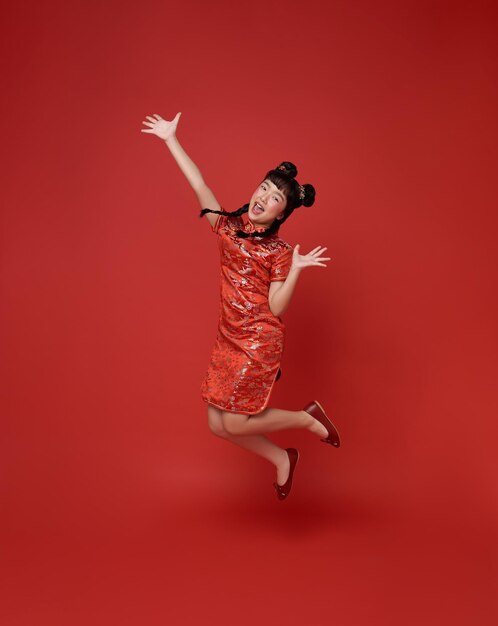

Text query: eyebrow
(262, 181), (285, 199)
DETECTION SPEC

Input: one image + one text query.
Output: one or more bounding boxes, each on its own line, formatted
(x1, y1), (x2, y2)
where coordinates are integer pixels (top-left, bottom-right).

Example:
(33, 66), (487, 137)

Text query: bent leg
(221, 406), (327, 438)
(207, 404), (290, 484)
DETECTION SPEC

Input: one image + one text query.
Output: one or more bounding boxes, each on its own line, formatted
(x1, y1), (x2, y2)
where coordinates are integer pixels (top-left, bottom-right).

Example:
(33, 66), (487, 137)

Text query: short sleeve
(270, 246), (293, 281)
(212, 209), (229, 234)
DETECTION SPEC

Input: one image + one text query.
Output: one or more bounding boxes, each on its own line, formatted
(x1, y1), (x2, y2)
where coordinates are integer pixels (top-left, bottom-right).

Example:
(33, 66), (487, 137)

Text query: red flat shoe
(273, 448), (299, 501)
(303, 400), (341, 447)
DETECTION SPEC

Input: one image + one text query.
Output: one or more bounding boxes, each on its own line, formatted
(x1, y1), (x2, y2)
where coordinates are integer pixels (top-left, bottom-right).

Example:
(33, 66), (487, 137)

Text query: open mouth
(252, 203), (264, 215)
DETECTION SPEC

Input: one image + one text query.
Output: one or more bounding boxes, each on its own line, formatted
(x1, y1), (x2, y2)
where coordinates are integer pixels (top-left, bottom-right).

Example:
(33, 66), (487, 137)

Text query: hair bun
(275, 161), (298, 179)
(301, 183), (316, 207)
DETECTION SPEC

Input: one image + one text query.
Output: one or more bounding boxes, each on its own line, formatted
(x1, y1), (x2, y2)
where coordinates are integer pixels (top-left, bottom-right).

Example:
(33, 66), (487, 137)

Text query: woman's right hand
(141, 112), (181, 142)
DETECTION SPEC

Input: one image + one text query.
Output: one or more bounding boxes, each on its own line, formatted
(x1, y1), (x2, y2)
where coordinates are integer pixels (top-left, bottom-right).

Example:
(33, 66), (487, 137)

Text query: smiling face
(248, 179), (288, 229)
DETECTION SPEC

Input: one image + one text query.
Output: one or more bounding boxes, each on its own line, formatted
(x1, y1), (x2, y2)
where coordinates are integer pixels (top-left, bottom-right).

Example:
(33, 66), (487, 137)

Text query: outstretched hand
(291, 244), (331, 271)
(141, 112), (181, 142)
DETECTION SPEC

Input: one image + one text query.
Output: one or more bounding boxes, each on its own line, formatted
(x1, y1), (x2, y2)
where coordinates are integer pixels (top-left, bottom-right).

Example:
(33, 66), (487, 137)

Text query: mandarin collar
(244, 218), (267, 234)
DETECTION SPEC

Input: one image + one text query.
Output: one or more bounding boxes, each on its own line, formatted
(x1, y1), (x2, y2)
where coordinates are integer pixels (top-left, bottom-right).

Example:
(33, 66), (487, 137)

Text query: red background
(1, 1), (497, 624)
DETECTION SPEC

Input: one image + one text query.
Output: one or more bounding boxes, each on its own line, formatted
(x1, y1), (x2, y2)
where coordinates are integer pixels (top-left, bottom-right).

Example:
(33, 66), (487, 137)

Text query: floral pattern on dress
(200, 211), (294, 415)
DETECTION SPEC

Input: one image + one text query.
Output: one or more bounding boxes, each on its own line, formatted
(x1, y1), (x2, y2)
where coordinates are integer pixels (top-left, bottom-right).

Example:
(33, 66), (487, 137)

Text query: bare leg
(221, 406), (328, 438)
(207, 405), (291, 485)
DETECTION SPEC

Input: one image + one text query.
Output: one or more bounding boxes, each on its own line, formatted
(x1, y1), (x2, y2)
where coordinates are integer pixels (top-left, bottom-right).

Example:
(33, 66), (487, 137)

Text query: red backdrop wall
(1, 1), (497, 624)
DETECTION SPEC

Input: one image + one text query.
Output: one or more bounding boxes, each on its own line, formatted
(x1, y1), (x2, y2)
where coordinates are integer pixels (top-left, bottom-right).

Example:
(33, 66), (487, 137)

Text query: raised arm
(141, 112), (220, 228)
(269, 245), (331, 317)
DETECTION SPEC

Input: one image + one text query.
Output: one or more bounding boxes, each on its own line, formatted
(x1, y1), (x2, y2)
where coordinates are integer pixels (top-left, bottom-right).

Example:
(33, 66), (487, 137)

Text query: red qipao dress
(200, 211), (294, 415)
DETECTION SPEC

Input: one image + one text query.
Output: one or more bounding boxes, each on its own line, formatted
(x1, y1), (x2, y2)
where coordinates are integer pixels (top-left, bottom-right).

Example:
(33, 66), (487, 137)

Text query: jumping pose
(141, 112), (341, 500)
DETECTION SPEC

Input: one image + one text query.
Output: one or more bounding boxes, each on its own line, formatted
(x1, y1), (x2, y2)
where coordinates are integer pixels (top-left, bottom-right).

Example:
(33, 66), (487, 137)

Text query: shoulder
(267, 234), (293, 254)
(224, 213), (244, 230)
(214, 212), (243, 234)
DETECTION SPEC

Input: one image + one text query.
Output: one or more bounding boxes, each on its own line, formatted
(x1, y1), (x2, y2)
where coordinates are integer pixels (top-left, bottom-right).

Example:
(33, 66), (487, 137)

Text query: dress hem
(202, 366), (281, 416)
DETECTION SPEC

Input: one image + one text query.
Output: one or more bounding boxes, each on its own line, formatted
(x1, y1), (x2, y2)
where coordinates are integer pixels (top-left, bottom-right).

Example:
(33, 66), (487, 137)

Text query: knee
(222, 412), (246, 436)
(208, 419), (229, 438)
(207, 409), (229, 438)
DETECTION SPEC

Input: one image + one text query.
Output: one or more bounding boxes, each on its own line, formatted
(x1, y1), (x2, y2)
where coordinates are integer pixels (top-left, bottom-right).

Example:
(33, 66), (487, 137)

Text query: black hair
(199, 161), (316, 239)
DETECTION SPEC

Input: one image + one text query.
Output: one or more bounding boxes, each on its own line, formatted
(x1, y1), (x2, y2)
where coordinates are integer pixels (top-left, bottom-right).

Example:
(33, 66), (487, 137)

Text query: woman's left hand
(291, 244), (331, 271)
